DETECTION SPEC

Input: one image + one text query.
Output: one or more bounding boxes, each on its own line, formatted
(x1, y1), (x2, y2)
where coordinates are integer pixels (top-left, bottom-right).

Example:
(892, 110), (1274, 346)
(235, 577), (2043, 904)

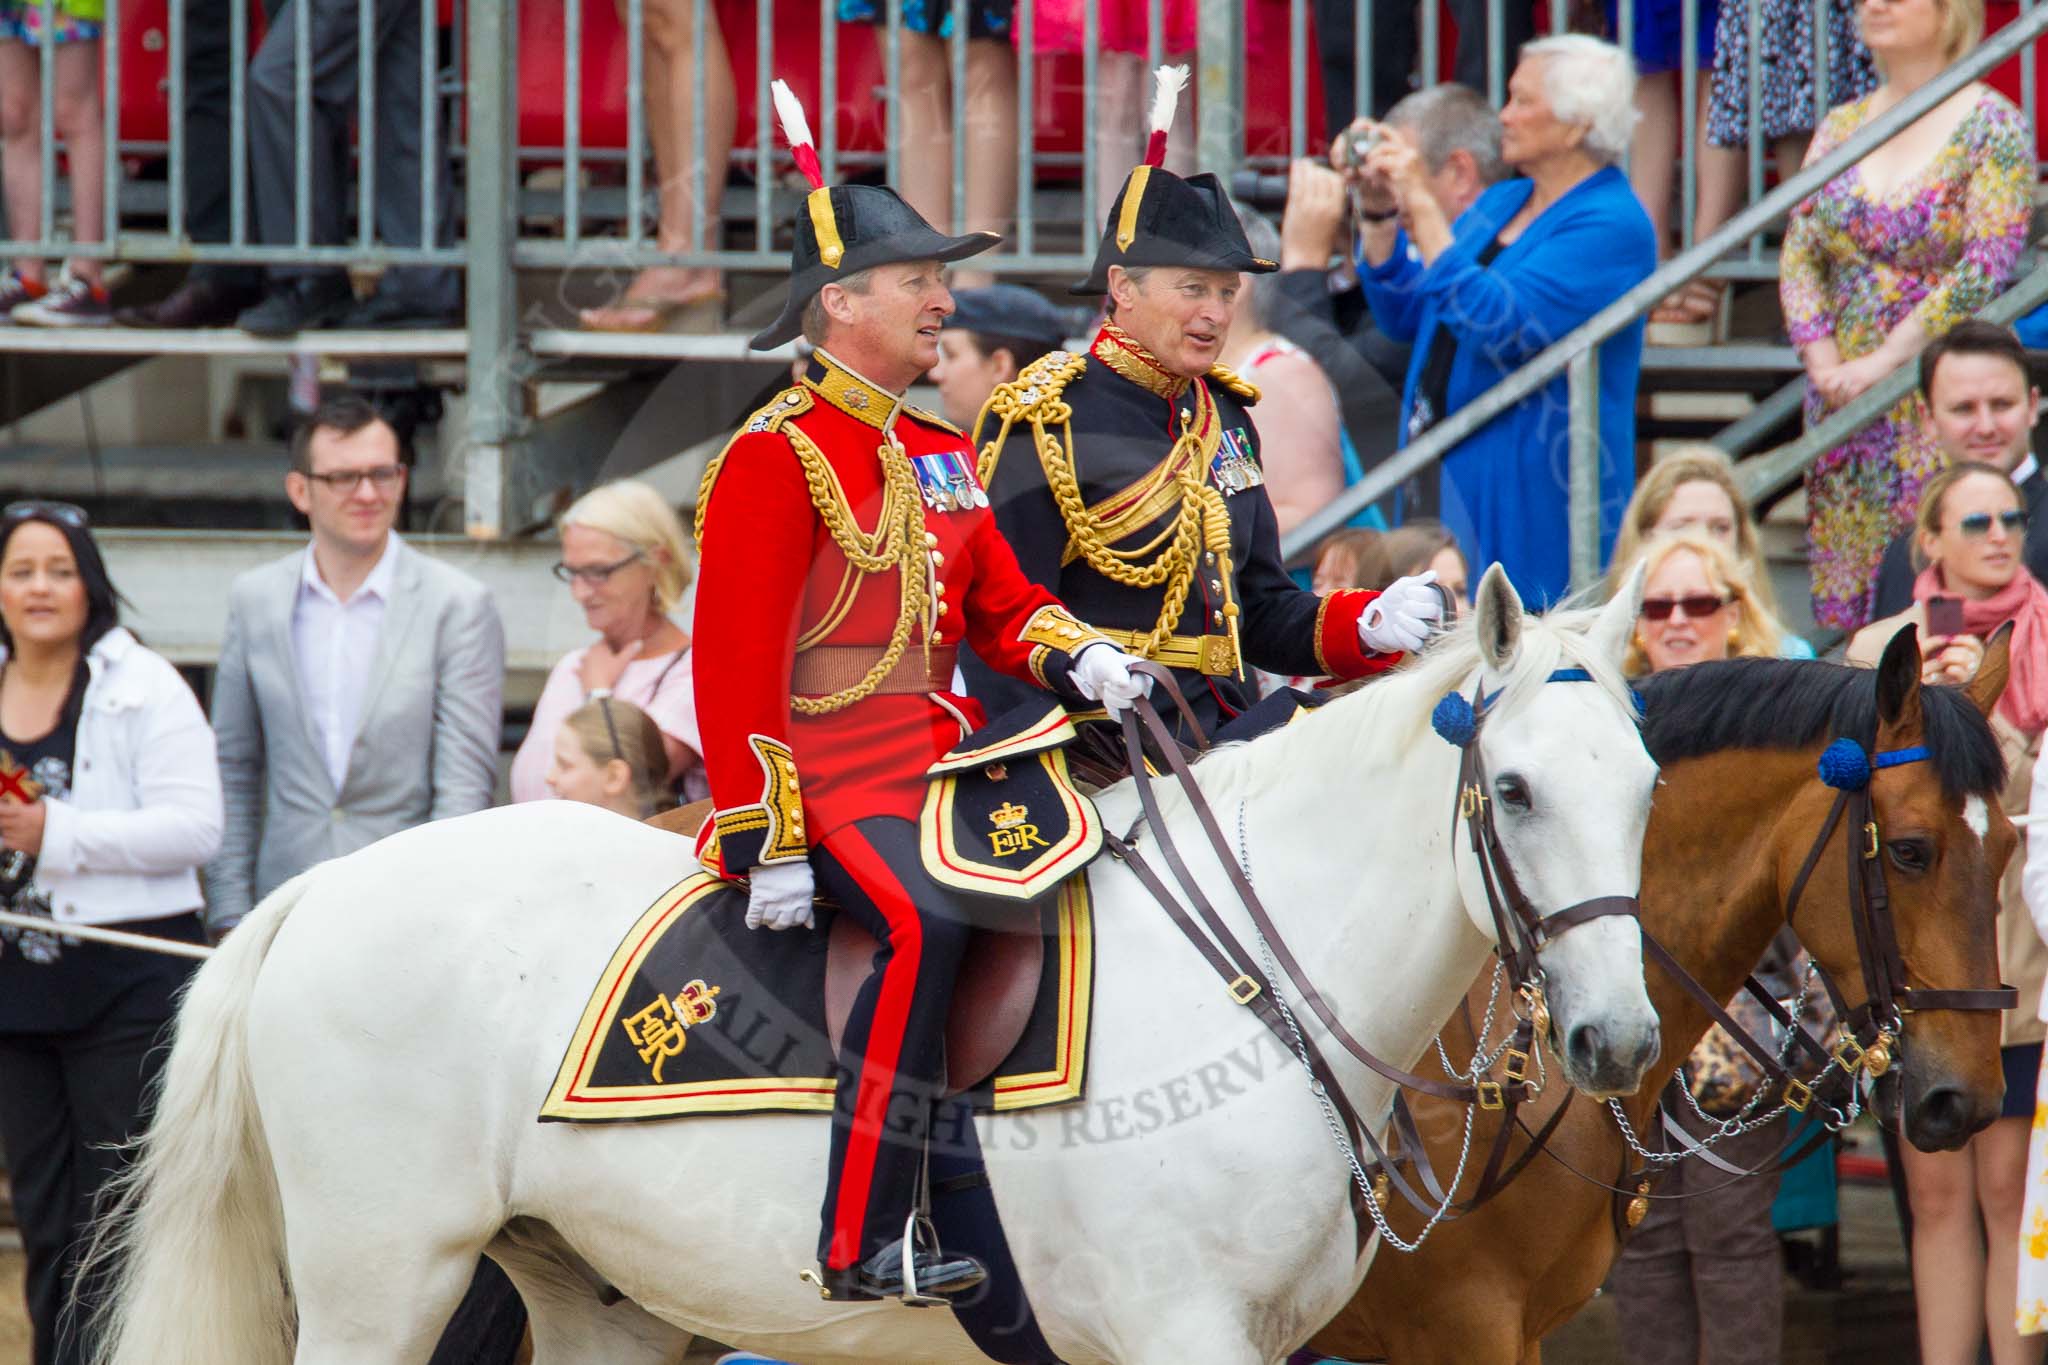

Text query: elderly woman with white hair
(509, 479), (706, 805)
(1356, 34), (1656, 606)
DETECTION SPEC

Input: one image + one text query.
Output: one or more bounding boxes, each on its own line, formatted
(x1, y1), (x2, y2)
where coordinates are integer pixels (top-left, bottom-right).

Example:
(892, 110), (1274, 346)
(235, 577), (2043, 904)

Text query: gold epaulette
(973, 348), (1089, 485)
(693, 386), (817, 545)
(1205, 363), (1261, 405)
(902, 401), (964, 437)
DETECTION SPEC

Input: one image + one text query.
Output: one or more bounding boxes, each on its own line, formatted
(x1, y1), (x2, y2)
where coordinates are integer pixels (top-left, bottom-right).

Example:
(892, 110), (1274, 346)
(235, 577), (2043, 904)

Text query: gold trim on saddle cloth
(537, 872), (1095, 1120)
(920, 747), (1103, 901)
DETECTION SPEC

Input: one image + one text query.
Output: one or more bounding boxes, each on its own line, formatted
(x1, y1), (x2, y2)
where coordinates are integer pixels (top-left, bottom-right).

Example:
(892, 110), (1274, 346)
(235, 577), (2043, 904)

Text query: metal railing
(1280, 4), (2048, 589)
(0, 0), (2038, 543)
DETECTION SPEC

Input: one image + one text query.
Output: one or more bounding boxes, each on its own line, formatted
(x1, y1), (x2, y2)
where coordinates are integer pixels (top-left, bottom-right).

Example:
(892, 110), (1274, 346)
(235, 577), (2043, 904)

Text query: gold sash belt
(1095, 626), (1238, 677)
(791, 645), (958, 698)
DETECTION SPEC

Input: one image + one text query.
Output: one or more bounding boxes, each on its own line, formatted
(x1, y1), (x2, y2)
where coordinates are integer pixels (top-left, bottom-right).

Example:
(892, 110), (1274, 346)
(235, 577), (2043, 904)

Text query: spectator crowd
(5, 0), (2048, 1360)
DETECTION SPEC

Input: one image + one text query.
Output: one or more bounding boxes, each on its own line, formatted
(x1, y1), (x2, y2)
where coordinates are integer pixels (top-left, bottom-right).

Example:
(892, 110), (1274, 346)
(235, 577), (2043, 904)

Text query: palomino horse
(1312, 626), (2017, 1365)
(89, 568), (1661, 1365)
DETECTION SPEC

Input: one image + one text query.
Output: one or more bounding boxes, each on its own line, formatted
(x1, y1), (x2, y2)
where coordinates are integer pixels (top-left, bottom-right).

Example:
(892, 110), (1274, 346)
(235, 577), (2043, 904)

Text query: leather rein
(1103, 659), (1643, 1239)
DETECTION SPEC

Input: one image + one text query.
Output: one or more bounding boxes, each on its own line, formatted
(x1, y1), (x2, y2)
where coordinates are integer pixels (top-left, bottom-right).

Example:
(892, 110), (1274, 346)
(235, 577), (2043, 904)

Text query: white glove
(1358, 570), (1444, 655)
(1071, 642), (1153, 718)
(745, 860), (816, 931)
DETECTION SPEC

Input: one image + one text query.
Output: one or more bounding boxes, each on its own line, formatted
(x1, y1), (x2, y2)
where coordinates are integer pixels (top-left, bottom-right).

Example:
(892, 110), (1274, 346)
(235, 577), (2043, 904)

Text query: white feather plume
(1148, 64), (1190, 136)
(772, 78), (814, 150)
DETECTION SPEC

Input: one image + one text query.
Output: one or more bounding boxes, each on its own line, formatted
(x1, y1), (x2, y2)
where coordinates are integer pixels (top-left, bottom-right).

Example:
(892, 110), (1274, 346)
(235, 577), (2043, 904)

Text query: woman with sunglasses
(1625, 532), (1784, 676)
(1610, 531), (1802, 1365)
(1853, 460), (2048, 1365)
(0, 502), (222, 1365)
(510, 479), (705, 807)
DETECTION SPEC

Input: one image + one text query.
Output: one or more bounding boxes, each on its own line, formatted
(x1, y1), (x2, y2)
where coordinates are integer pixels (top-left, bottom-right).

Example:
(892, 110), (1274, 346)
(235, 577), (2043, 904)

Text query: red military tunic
(693, 349), (1110, 876)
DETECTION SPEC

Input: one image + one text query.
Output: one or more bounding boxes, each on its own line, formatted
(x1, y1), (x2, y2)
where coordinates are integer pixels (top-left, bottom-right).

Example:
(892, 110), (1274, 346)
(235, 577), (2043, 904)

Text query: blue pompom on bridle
(1431, 691), (1478, 747)
(1816, 738), (1871, 791)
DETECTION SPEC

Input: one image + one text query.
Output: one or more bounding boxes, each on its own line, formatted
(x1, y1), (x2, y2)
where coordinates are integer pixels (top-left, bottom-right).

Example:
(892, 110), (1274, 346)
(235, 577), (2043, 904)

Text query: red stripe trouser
(809, 816), (976, 1271)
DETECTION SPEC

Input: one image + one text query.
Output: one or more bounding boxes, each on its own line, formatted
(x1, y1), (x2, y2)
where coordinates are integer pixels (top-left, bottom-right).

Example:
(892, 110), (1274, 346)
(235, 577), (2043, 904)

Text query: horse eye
(1887, 839), (1932, 874)
(1495, 775), (1532, 811)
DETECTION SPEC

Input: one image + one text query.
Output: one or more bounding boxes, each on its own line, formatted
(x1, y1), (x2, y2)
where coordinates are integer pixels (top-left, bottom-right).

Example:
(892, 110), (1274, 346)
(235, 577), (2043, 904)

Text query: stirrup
(899, 1208), (948, 1307)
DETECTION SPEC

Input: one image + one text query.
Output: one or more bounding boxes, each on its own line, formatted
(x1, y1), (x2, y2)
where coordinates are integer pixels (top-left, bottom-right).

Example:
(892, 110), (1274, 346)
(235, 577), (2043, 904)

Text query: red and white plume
(1143, 64), (1189, 167)
(772, 78), (826, 192)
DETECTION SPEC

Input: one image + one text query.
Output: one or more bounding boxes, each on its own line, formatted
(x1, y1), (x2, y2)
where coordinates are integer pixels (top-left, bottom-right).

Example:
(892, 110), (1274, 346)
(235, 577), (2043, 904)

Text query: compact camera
(1336, 125), (1386, 168)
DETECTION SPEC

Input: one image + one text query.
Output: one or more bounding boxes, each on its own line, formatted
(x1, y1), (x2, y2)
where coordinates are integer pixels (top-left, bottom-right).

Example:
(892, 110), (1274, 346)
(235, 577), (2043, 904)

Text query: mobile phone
(1927, 595), (1966, 638)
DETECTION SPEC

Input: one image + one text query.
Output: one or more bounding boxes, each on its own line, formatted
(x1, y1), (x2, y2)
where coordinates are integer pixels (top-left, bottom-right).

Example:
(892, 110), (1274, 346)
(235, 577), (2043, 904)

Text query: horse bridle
(1104, 660), (1645, 1234)
(1551, 736), (2020, 1229)
(1781, 738), (2018, 1071)
(1447, 670), (1645, 1020)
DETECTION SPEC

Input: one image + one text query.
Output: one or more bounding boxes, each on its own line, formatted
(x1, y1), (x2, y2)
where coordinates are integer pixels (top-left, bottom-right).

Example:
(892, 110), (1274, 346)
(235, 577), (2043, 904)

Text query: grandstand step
(1647, 390), (1756, 422)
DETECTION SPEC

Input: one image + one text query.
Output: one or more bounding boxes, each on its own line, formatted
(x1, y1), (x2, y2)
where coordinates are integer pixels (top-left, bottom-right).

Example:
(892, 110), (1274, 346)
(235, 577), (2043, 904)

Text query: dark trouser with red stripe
(810, 816), (976, 1272)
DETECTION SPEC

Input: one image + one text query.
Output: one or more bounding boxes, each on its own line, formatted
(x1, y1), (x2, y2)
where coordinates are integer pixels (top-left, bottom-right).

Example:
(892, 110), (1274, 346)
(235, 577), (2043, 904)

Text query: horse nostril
(1567, 1022), (1604, 1079)
(1913, 1086), (1973, 1148)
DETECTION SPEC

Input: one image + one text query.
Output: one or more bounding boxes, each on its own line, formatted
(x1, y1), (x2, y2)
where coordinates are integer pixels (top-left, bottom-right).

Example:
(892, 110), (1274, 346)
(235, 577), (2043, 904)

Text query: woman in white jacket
(0, 501), (221, 1365)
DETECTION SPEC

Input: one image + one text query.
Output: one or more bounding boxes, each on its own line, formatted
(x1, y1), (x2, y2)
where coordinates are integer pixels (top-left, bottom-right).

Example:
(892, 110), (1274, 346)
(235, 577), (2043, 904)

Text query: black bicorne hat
(751, 81), (997, 351)
(1070, 66), (1278, 296)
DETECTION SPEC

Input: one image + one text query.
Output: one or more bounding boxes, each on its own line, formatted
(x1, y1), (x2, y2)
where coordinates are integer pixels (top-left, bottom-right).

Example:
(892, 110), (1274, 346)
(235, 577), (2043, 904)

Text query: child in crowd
(545, 698), (677, 821)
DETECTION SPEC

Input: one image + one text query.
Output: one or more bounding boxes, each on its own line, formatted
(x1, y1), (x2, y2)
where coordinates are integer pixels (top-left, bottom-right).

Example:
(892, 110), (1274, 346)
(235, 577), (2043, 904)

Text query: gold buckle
(1460, 783), (1488, 819)
(1198, 634), (1237, 676)
(1227, 974), (1262, 1005)
(1783, 1077), (1814, 1113)
(1477, 1080), (1505, 1110)
(1864, 820), (1881, 861)
(1501, 1048), (1531, 1083)
(1831, 1035), (1866, 1072)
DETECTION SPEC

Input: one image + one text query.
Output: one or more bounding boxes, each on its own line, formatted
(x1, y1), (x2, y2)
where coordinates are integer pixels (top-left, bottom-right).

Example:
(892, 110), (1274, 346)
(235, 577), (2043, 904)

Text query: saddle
(652, 801), (1047, 1096)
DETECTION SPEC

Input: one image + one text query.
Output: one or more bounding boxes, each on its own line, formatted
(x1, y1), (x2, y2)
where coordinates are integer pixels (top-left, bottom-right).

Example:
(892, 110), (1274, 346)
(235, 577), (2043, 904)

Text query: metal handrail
(1279, 4), (2048, 588)
(1737, 261), (2048, 501)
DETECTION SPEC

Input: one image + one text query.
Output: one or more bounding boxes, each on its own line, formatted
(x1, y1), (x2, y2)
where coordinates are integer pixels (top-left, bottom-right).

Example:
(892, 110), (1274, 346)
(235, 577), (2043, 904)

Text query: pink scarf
(1913, 564), (2048, 735)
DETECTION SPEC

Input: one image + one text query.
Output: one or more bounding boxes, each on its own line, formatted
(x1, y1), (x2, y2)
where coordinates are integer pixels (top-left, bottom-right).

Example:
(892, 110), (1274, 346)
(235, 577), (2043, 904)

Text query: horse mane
(1182, 606), (1638, 803)
(1637, 657), (2005, 801)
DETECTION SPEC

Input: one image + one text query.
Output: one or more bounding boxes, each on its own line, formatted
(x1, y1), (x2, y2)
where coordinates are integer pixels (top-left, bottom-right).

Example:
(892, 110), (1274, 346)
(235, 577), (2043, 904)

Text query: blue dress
(1360, 168), (1657, 607)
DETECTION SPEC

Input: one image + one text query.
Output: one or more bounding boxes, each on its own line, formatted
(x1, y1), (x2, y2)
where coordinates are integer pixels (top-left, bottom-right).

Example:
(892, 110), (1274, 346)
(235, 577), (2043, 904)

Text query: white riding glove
(745, 860), (817, 932)
(1071, 642), (1153, 718)
(1358, 570), (1445, 655)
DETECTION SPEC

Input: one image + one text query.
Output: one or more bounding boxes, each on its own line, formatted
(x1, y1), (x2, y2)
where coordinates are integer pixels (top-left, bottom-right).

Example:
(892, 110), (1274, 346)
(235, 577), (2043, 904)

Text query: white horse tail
(85, 872), (314, 1365)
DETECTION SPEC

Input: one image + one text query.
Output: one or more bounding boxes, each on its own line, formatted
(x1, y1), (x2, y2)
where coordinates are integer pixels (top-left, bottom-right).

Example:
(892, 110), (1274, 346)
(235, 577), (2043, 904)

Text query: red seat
(516, 0), (1329, 177)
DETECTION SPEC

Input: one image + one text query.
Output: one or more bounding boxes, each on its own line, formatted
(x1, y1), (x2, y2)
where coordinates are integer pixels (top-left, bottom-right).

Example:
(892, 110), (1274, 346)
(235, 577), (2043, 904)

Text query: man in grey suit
(206, 392), (524, 1364)
(207, 393), (503, 927)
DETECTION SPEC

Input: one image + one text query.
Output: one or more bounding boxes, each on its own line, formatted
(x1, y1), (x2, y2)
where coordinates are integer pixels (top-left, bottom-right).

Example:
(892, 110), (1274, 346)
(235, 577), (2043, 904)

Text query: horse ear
(1874, 622), (1925, 736)
(1589, 559), (1648, 669)
(1966, 621), (2014, 719)
(1473, 564), (1523, 673)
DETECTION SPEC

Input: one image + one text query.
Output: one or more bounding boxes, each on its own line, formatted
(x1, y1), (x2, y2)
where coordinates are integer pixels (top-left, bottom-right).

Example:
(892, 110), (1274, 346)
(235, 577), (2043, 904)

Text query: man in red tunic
(691, 84), (1147, 1303)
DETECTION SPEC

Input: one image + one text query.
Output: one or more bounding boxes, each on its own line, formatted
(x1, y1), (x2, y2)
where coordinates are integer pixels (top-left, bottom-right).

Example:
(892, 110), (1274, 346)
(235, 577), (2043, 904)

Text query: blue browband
(1817, 737), (1932, 792)
(1431, 668), (1640, 748)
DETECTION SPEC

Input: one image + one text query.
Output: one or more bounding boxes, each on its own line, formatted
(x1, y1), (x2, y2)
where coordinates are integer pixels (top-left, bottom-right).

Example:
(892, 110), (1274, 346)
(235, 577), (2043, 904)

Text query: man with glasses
(208, 390), (503, 923)
(1873, 320), (2048, 616)
(205, 391), (518, 1362)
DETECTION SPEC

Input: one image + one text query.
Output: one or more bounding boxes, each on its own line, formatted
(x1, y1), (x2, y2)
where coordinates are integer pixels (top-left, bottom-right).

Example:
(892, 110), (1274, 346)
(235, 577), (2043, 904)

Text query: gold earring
(1726, 626), (1742, 653)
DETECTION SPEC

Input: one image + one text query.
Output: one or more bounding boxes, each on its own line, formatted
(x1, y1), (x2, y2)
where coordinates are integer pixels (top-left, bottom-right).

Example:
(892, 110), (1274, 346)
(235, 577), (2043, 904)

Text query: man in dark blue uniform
(964, 71), (1441, 741)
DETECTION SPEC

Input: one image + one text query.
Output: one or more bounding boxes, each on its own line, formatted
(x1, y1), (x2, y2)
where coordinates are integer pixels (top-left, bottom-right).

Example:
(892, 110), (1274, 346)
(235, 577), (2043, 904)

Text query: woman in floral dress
(1779, 0), (2030, 631)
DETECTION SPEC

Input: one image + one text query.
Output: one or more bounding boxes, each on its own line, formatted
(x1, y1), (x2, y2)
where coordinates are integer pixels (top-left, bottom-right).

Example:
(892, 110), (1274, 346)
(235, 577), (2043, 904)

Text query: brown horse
(1310, 628), (2017, 1365)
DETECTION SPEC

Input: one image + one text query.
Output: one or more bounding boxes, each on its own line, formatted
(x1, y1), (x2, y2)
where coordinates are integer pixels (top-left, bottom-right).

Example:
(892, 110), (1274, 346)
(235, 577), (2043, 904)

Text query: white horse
(91, 567), (1661, 1365)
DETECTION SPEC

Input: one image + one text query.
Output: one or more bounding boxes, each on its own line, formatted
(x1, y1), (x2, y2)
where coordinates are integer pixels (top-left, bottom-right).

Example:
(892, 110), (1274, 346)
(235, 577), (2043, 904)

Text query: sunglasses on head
(1640, 593), (1731, 622)
(1956, 509), (2028, 538)
(2, 500), (87, 529)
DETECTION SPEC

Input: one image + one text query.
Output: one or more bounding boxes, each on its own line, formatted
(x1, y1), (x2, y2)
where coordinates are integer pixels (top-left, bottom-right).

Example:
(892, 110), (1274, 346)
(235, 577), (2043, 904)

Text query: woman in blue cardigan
(1358, 34), (1657, 606)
